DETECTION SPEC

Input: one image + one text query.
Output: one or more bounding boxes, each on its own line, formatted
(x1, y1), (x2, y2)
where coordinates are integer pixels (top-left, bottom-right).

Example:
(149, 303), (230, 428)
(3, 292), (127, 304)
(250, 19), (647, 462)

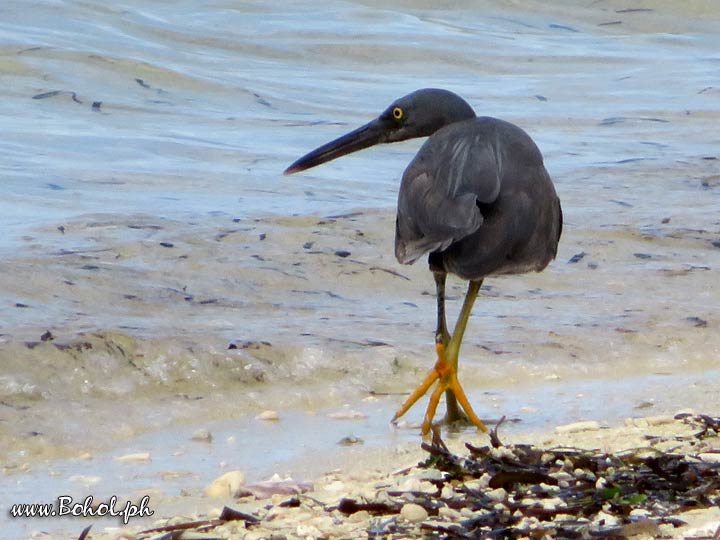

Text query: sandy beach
(14, 413), (718, 540)
(2, 0), (719, 538)
(3, 203), (718, 538)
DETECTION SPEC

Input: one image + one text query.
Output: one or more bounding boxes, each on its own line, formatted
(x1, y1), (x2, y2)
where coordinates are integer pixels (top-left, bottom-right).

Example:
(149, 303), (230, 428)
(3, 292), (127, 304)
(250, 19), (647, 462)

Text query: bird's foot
(391, 342), (488, 438)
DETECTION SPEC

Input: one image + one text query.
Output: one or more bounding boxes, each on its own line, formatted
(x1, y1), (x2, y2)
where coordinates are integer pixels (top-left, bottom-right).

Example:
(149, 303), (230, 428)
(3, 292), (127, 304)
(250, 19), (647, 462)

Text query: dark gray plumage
(285, 88), (562, 436)
(396, 115), (562, 279)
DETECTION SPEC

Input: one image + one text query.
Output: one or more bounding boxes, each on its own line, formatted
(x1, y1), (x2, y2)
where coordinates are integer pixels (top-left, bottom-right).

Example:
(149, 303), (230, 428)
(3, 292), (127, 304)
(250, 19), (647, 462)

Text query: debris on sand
(79, 413), (719, 540)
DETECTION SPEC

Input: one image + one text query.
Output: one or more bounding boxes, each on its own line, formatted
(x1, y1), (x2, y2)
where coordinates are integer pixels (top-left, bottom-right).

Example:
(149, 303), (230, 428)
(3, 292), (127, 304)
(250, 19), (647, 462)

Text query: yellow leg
(392, 280), (488, 437)
(436, 342), (488, 434)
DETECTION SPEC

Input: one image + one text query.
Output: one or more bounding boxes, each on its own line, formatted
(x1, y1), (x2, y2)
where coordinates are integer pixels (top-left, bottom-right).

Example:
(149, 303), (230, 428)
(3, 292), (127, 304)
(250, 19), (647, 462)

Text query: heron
(284, 88), (562, 437)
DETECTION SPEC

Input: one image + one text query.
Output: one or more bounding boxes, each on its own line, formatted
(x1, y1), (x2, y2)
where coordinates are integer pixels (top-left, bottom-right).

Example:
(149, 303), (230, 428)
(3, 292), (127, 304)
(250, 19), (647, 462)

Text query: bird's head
(284, 88), (476, 175)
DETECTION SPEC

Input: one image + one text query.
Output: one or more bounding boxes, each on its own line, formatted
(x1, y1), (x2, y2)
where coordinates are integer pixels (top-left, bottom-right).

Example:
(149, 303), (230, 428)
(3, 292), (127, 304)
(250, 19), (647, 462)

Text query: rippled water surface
(1, 1), (719, 538)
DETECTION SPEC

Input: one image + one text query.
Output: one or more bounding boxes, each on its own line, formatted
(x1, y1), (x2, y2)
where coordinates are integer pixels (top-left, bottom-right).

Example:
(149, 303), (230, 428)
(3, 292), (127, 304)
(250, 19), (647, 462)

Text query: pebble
(400, 503), (428, 522)
(515, 515), (541, 531)
(645, 415), (674, 426)
(256, 410), (280, 421)
(490, 446), (516, 460)
(541, 496), (565, 511)
(295, 523), (322, 538)
(550, 471), (573, 483)
(620, 518), (659, 537)
(114, 452), (151, 463)
(326, 409), (367, 420)
(418, 468), (444, 481)
(486, 487), (507, 503)
(555, 420), (601, 433)
(394, 477), (423, 492)
(441, 484), (455, 498)
(464, 474), (491, 490)
(191, 428), (213, 442)
(593, 510), (620, 526)
(338, 435), (363, 446)
(205, 470), (246, 498)
(347, 510), (370, 523)
(698, 453), (720, 463)
(68, 475), (102, 485)
(574, 468), (596, 481)
(629, 508), (652, 518)
(492, 502), (508, 513)
(438, 506), (462, 520)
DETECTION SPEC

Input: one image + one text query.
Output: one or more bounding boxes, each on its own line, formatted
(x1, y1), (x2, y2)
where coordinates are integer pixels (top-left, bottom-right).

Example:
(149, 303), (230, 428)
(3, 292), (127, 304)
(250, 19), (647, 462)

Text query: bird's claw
(392, 342), (488, 436)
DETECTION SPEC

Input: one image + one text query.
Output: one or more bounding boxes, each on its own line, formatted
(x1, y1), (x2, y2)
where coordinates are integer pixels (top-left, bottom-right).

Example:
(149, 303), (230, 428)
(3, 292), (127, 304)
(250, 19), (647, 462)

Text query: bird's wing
(395, 124), (502, 264)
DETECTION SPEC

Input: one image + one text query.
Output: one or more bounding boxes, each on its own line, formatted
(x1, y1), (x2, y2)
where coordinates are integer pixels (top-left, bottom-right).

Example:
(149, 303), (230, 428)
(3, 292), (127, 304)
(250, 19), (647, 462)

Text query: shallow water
(1, 1), (720, 538)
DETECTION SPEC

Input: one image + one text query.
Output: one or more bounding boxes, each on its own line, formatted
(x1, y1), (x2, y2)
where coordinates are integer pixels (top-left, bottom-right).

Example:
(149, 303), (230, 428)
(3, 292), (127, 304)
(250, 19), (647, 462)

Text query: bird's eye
(392, 107), (404, 121)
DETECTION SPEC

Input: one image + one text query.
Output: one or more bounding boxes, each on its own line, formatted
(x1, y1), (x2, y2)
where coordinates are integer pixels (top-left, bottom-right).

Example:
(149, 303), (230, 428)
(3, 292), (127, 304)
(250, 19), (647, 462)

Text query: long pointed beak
(284, 118), (386, 175)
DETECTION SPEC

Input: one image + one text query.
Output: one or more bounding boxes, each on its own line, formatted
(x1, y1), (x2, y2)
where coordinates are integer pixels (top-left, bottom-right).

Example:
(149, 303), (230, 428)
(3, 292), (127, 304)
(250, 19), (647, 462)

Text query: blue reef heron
(285, 89), (562, 436)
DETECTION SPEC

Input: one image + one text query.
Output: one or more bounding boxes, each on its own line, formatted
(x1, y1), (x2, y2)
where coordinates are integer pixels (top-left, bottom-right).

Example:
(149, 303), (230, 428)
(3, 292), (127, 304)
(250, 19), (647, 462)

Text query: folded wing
(395, 121), (503, 264)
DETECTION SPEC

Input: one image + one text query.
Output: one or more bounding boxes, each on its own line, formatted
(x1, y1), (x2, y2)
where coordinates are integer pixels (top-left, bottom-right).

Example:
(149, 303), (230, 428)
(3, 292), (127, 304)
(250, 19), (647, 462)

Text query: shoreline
(15, 412), (719, 540)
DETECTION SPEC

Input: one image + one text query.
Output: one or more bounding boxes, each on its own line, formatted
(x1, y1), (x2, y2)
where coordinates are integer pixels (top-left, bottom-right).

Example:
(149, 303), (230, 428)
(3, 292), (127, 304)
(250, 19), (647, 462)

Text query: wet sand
(2, 195), (719, 463)
(2, 0), (720, 538)
(2, 198), (719, 538)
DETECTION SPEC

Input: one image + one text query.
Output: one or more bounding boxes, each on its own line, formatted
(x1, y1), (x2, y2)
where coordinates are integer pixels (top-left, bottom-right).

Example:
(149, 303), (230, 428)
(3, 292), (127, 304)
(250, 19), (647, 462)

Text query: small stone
(296, 523), (322, 538)
(645, 415), (674, 426)
(327, 410), (367, 420)
(191, 428), (213, 442)
(515, 515), (541, 532)
(593, 510), (620, 526)
(205, 470), (246, 498)
(541, 496), (565, 511)
(441, 484), (455, 498)
(438, 506), (462, 520)
(486, 487), (507, 503)
(490, 446), (517, 460)
(621, 519), (659, 537)
(114, 452), (151, 463)
(555, 420), (601, 433)
(395, 477), (423, 492)
(698, 453), (720, 463)
(400, 503), (428, 522)
(207, 507), (223, 519)
(256, 410), (280, 421)
(574, 468), (596, 481)
(338, 435), (363, 446)
(68, 475), (102, 485)
(348, 510), (370, 522)
(549, 471), (573, 483)
(418, 468), (444, 481)
(492, 502), (508, 512)
(463, 479), (482, 491)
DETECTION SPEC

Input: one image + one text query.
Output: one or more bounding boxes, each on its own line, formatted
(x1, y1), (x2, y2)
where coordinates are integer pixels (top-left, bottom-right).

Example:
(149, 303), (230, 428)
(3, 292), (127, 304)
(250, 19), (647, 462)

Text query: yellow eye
(392, 107), (404, 120)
